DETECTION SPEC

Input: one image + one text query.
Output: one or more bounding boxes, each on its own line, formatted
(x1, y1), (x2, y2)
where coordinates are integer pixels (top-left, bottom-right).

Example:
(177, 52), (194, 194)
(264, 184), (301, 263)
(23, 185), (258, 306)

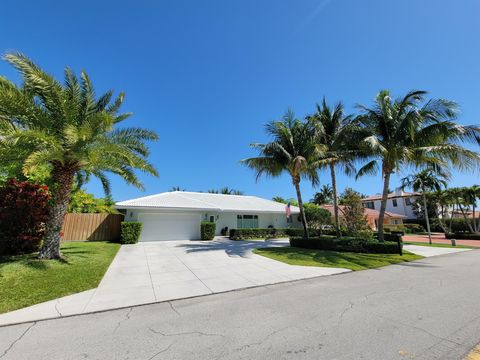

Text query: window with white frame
(392, 199), (398, 207)
(405, 198), (412, 206)
(237, 215), (259, 228)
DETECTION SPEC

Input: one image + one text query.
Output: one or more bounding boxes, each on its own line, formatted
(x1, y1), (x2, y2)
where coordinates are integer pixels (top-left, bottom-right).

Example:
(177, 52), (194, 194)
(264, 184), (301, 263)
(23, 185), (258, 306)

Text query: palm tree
(463, 185), (480, 232)
(401, 169), (448, 244)
(356, 90), (480, 241)
(170, 186), (185, 191)
(242, 110), (320, 238)
(0, 52), (158, 259)
(219, 186), (243, 195)
(311, 184), (333, 205)
(307, 98), (361, 237)
(272, 196), (287, 204)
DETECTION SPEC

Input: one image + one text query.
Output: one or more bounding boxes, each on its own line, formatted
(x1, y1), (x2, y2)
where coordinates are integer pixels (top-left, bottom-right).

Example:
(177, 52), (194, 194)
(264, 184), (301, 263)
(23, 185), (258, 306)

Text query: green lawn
(253, 247), (423, 271)
(404, 241), (474, 249)
(0, 241), (120, 314)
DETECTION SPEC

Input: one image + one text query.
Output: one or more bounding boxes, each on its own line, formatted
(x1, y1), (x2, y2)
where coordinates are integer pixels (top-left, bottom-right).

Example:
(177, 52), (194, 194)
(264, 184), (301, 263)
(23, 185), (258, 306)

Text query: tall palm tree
(401, 169), (448, 244)
(356, 90), (480, 241)
(242, 110), (320, 238)
(307, 98), (362, 237)
(311, 184), (333, 205)
(0, 52), (158, 259)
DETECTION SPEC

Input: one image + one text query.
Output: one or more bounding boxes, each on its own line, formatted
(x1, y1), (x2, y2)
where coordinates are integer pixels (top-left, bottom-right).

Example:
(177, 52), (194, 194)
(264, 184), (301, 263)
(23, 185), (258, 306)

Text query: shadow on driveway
(173, 238), (288, 258)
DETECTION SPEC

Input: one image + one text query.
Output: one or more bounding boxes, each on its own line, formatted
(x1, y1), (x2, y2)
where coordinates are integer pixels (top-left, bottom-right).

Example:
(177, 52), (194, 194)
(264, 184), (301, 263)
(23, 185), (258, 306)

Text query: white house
(116, 191), (301, 241)
(361, 189), (421, 220)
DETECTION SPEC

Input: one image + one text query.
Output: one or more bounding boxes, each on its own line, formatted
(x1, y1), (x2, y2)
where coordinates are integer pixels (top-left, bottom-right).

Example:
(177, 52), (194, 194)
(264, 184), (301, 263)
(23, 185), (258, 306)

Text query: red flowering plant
(0, 178), (51, 255)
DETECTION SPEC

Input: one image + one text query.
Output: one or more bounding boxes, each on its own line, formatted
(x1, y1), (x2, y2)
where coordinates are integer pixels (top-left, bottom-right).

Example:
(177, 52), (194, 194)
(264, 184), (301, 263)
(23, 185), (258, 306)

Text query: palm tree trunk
(39, 165), (76, 259)
(458, 203), (475, 233)
(434, 206), (447, 234)
(377, 168), (391, 242)
(422, 190), (432, 244)
(448, 203), (455, 233)
(293, 176), (309, 239)
(473, 204), (477, 232)
(329, 162), (341, 238)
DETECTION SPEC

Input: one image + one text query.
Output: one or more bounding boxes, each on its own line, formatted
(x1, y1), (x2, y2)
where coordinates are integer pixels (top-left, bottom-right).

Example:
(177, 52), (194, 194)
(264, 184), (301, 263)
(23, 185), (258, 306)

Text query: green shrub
(403, 223), (425, 234)
(230, 228), (289, 240)
(200, 222), (216, 240)
(445, 232), (480, 240)
(290, 236), (401, 254)
(120, 222), (142, 244)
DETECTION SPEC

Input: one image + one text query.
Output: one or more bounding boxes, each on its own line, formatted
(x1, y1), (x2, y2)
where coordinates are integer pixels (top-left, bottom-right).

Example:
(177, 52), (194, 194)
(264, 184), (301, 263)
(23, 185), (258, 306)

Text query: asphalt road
(1, 250), (480, 360)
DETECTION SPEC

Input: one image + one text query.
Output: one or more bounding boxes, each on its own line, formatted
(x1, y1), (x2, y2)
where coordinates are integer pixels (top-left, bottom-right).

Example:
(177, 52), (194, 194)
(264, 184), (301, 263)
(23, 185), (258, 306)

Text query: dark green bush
(120, 222), (142, 244)
(201, 222), (216, 240)
(403, 223), (425, 234)
(445, 232), (480, 240)
(230, 228), (290, 240)
(290, 236), (401, 254)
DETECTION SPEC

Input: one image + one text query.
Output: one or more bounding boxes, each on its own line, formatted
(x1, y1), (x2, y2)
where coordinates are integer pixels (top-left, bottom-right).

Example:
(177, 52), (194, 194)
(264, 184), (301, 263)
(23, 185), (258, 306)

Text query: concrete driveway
(0, 238), (349, 325)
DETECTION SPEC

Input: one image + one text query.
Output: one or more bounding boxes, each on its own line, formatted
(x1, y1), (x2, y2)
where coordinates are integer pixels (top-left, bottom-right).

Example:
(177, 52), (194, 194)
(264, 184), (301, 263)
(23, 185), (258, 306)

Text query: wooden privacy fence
(61, 213), (124, 241)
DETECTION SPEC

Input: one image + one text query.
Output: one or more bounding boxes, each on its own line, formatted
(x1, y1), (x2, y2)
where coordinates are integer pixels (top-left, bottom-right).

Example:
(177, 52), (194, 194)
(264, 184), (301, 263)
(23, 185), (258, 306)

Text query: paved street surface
(1, 250), (480, 360)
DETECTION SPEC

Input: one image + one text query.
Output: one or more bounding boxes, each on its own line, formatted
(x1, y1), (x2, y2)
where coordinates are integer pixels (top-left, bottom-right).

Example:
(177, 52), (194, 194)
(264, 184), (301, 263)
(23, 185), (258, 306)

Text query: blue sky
(2, 0), (479, 202)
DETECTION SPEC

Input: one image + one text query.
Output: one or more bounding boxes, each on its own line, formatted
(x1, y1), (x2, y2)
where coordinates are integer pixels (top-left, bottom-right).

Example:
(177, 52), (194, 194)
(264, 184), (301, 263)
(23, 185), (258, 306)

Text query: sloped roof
(116, 191), (300, 214)
(320, 205), (406, 219)
(362, 191), (420, 202)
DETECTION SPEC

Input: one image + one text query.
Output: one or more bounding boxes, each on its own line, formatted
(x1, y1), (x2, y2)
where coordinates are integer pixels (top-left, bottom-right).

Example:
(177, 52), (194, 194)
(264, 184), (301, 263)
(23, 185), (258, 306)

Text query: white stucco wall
(365, 197), (419, 219)
(123, 209), (302, 236)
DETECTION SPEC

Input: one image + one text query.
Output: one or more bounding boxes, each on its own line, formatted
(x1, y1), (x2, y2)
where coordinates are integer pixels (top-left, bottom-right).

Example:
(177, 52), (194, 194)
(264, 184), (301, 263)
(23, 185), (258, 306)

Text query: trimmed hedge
(229, 227), (336, 240)
(120, 222), (142, 244)
(403, 223), (425, 234)
(229, 228), (291, 240)
(201, 222), (216, 240)
(290, 236), (401, 254)
(445, 232), (480, 240)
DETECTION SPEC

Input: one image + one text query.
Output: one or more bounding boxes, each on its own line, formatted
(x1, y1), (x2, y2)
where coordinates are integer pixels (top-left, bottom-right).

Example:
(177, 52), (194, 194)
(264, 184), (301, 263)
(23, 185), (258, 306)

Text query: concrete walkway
(0, 238), (348, 326)
(0, 240), (470, 327)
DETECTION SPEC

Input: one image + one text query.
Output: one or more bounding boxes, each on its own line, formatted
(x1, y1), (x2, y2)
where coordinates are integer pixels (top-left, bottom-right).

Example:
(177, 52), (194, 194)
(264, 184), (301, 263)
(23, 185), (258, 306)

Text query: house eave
(115, 205), (300, 214)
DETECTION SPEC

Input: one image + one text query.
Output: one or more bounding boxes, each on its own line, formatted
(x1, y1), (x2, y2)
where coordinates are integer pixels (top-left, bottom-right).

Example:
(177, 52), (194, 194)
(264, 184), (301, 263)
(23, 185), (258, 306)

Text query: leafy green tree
(307, 98), (363, 237)
(341, 190), (371, 237)
(242, 110), (320, 238)
(401, 169), (448, 244)
(303, 203), (331, 232)
(311, 184), (333, 205)
(68, 189), (116, 213)
(356, 90), (480, 241)
(339, 188), (363, 205)
(0, 53), (158, 258)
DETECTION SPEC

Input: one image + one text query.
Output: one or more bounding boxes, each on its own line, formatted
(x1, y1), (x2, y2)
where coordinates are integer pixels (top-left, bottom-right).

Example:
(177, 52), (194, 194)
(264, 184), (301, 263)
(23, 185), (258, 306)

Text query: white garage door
(138, 213), (201, 241)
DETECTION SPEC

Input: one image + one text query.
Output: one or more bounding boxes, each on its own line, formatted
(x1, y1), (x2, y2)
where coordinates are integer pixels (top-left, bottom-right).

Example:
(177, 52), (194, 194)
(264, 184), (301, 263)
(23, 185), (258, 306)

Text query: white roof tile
(115, 191), (300, 214)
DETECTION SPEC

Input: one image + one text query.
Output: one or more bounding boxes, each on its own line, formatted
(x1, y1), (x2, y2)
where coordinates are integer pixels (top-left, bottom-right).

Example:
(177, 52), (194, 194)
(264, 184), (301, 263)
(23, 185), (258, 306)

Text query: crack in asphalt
(337, 301), (354, 326)
(146, 341), (177, 360)
(0, 322), (36, 358)
(113, 307), (133, 333)
(148, 327), (225, 338)
(229, 326), (290, 355)
(168, 301), (181, 316)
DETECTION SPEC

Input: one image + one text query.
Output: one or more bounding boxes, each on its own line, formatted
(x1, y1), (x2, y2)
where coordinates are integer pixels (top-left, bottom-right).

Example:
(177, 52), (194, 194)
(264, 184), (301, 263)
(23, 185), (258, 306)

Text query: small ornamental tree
(0, 178), (50, 255)
(304, 203), (331, 231)
(341, 190), (371, 237)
